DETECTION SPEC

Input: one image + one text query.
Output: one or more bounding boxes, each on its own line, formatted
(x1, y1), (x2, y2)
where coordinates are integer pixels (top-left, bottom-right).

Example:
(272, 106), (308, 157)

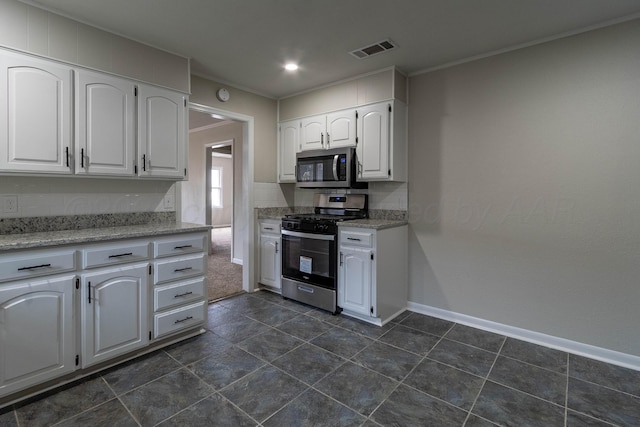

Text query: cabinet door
(0, 51), (72, 174)
(260, 234), (281, 289)
(300, 116), (325, 151)
(81, 264), (149, 368)
(278, 120), (299, 182)
(326, 109), (356, 149)
(0, 275), (75, 396)
(76, 70), (135, 176)
(338, 246), (372, 316)
(356, 102), (390, 180)
(138, 84), (187, 179)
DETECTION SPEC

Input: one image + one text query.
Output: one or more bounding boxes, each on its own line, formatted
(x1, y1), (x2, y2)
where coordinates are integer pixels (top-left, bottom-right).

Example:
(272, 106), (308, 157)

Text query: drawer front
(340, 230), (374, 248)
(154, 300), (206, 339)
(154, 234), (206, 258)
(260, 222), (281, 235)
(0, 249), (76, 283)
(154, 277), (206, 312)
(154, 253), (206, 285)
(82, 241), (150, 269)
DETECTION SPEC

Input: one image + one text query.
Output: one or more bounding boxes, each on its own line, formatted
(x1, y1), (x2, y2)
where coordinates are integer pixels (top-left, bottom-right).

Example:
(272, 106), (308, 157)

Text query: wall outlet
(2, 195), (18, 213)
(163, 193), (175, 210)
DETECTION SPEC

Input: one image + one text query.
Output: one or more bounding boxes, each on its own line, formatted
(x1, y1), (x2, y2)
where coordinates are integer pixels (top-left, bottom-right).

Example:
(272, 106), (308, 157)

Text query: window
(210, 167), (222, 208)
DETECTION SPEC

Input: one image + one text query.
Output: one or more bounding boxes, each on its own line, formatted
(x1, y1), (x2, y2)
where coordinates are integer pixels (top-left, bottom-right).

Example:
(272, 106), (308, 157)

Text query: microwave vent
(349, 39), (397, 59)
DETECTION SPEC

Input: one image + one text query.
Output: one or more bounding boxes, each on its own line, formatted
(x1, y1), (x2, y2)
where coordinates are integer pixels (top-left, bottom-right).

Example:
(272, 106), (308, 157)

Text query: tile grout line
(462, 335), (507, 426)
(564, 352), (569, 427)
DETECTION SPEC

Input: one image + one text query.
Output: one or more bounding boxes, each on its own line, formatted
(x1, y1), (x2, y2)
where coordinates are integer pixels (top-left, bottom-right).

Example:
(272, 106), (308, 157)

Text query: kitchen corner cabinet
(76, 69), (136, 176)
(355, 100), (407, 182)
(0, 275), (76, 396)
(300, 108), (357, 151)
(0, 50), (73, 174)
(278, 120), (300, 183)
(137, 84), (187, 179)
(338, 225), (408, 325)
(259, 220), (281, 290)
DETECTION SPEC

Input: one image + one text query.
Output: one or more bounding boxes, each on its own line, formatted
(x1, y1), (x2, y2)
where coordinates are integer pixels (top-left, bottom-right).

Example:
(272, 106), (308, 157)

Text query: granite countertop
(338, 219), (408, 230)
(0, 222), (211, 251)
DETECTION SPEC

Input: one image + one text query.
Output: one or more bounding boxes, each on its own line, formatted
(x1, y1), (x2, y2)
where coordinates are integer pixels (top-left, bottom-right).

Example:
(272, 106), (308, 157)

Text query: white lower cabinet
(0, 230), (208, 402)
(258, 220), (281, 290)
(0, 275), (76, 396)
(81, 263), (149, 368)
(338, 225), (408, 325)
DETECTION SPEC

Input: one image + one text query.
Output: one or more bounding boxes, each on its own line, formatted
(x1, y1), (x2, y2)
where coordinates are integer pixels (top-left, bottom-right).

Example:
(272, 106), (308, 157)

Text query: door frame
(181, 102), (255, 293)
(205, 140), (234, 259)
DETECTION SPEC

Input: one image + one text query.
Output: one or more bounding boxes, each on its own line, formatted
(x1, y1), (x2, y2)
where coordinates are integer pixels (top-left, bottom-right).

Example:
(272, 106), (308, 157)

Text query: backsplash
(293, 181), (408, 210)
(0, 177), (176, 219)
(0, 211), (176, 235)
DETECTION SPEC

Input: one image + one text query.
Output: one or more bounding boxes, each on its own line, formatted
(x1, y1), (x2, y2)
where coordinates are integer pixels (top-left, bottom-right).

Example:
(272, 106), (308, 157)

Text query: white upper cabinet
(325, 108), (357, 149)
(137, 84), (187, 179)
(0, 50), (73, 174)
(299, 109), (357, 151)
(356, 100), (407, 182)
(76, 70), (136, 176)
(278, 120), (300, 183)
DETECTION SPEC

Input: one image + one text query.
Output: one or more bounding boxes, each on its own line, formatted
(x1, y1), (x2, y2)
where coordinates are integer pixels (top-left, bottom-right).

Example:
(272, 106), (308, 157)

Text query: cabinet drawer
(82, 241), (150, 269)
(340, 230), (374, 248)
(154, 277), (206, 312)
(260, 222), (281, 235)
(154, 300), (206, 339)
(0, 249), (76, 283)
(154, 234), (206, 258)
(154, 253), (206, 285)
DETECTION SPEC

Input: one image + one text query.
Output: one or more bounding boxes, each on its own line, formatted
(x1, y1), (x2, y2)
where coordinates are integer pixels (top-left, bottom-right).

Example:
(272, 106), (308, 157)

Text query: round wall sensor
(216, 88), (230, 102)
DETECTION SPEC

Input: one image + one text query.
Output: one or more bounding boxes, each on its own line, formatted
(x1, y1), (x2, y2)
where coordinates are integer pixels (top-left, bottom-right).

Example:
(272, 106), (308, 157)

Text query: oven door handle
(281, 230), (335, 241)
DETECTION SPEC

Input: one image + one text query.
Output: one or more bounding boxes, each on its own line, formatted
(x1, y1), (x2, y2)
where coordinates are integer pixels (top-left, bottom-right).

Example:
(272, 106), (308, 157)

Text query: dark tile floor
(2, 291), (640, 426)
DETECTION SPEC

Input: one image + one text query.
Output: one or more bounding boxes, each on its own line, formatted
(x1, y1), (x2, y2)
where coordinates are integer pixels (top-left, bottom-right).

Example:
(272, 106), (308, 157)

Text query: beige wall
(408, 19), (640, 356)
(190, 75), (277, 183)
(0, 0), (189, 92)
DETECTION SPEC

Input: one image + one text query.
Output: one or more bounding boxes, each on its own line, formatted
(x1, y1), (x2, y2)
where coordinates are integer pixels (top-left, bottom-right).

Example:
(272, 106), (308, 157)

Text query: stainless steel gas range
(281, 193), (368, 313)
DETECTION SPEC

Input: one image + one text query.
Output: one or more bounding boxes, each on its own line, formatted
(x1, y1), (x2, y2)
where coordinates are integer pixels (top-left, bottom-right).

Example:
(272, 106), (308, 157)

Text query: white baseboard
(407, 301), (640, 372)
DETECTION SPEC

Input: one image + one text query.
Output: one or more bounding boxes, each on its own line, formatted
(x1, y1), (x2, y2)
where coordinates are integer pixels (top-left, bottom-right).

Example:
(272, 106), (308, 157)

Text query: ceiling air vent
(350, 39), (397, 59)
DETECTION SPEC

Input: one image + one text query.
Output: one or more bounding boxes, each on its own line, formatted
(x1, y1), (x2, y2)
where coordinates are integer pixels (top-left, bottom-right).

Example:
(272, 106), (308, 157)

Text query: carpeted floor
(207, 227), (244, 302)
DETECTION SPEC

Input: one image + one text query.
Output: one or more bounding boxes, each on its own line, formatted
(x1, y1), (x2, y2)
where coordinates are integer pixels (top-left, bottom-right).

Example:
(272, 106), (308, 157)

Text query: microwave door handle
(333, 155), (339, 181)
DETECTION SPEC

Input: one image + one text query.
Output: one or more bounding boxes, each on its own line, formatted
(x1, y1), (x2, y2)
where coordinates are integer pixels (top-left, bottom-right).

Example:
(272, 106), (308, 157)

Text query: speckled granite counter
(0, 222), (211, 251)
(337, 219), (408, 230)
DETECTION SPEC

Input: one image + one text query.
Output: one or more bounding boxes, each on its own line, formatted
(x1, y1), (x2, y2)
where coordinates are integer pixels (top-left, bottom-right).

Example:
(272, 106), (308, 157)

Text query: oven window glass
(282, 233), (336, 289)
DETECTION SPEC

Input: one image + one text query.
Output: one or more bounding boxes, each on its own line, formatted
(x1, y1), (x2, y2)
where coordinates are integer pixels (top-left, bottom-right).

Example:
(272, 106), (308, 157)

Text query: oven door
(281, 229), (336, 289)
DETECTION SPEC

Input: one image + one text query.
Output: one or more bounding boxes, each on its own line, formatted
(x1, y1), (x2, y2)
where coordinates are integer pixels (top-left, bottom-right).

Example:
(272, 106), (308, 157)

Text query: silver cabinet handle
(174, 291), (193, 298)
(174, 267), (193, 273)
(174, 245), (193, 249)
(264, 227), (274, 230)
(347, 237), (361, 241)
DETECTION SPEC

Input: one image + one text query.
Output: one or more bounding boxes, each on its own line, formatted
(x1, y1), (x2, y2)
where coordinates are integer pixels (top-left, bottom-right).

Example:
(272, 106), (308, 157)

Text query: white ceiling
(24, 0), (640, 99)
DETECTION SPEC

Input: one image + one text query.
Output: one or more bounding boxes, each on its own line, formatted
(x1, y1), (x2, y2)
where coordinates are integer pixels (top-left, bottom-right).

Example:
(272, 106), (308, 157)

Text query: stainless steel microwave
(296, 147), (367, 189)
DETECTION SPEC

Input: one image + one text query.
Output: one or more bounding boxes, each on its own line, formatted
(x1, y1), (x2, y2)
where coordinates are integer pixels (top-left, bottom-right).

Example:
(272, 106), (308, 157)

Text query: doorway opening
(180, 104), (256, 301)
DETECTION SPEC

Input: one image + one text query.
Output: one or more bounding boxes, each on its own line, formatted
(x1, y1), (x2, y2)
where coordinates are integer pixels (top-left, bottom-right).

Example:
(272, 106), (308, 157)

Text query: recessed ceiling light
(284, 63), (299, 71)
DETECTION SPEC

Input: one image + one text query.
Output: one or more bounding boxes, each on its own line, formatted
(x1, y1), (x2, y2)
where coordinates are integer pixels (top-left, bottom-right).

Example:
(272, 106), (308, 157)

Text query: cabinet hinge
(75, 278), (79, 289)
(370, 306), (374, 315)
(134, 87), (137, 97)
(149, 265), (152, 275)
(388, 104), (392, 113)
(371, 253), (374, 260)
(75, 355), (79, 366)
(149, 331), (152, 340)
